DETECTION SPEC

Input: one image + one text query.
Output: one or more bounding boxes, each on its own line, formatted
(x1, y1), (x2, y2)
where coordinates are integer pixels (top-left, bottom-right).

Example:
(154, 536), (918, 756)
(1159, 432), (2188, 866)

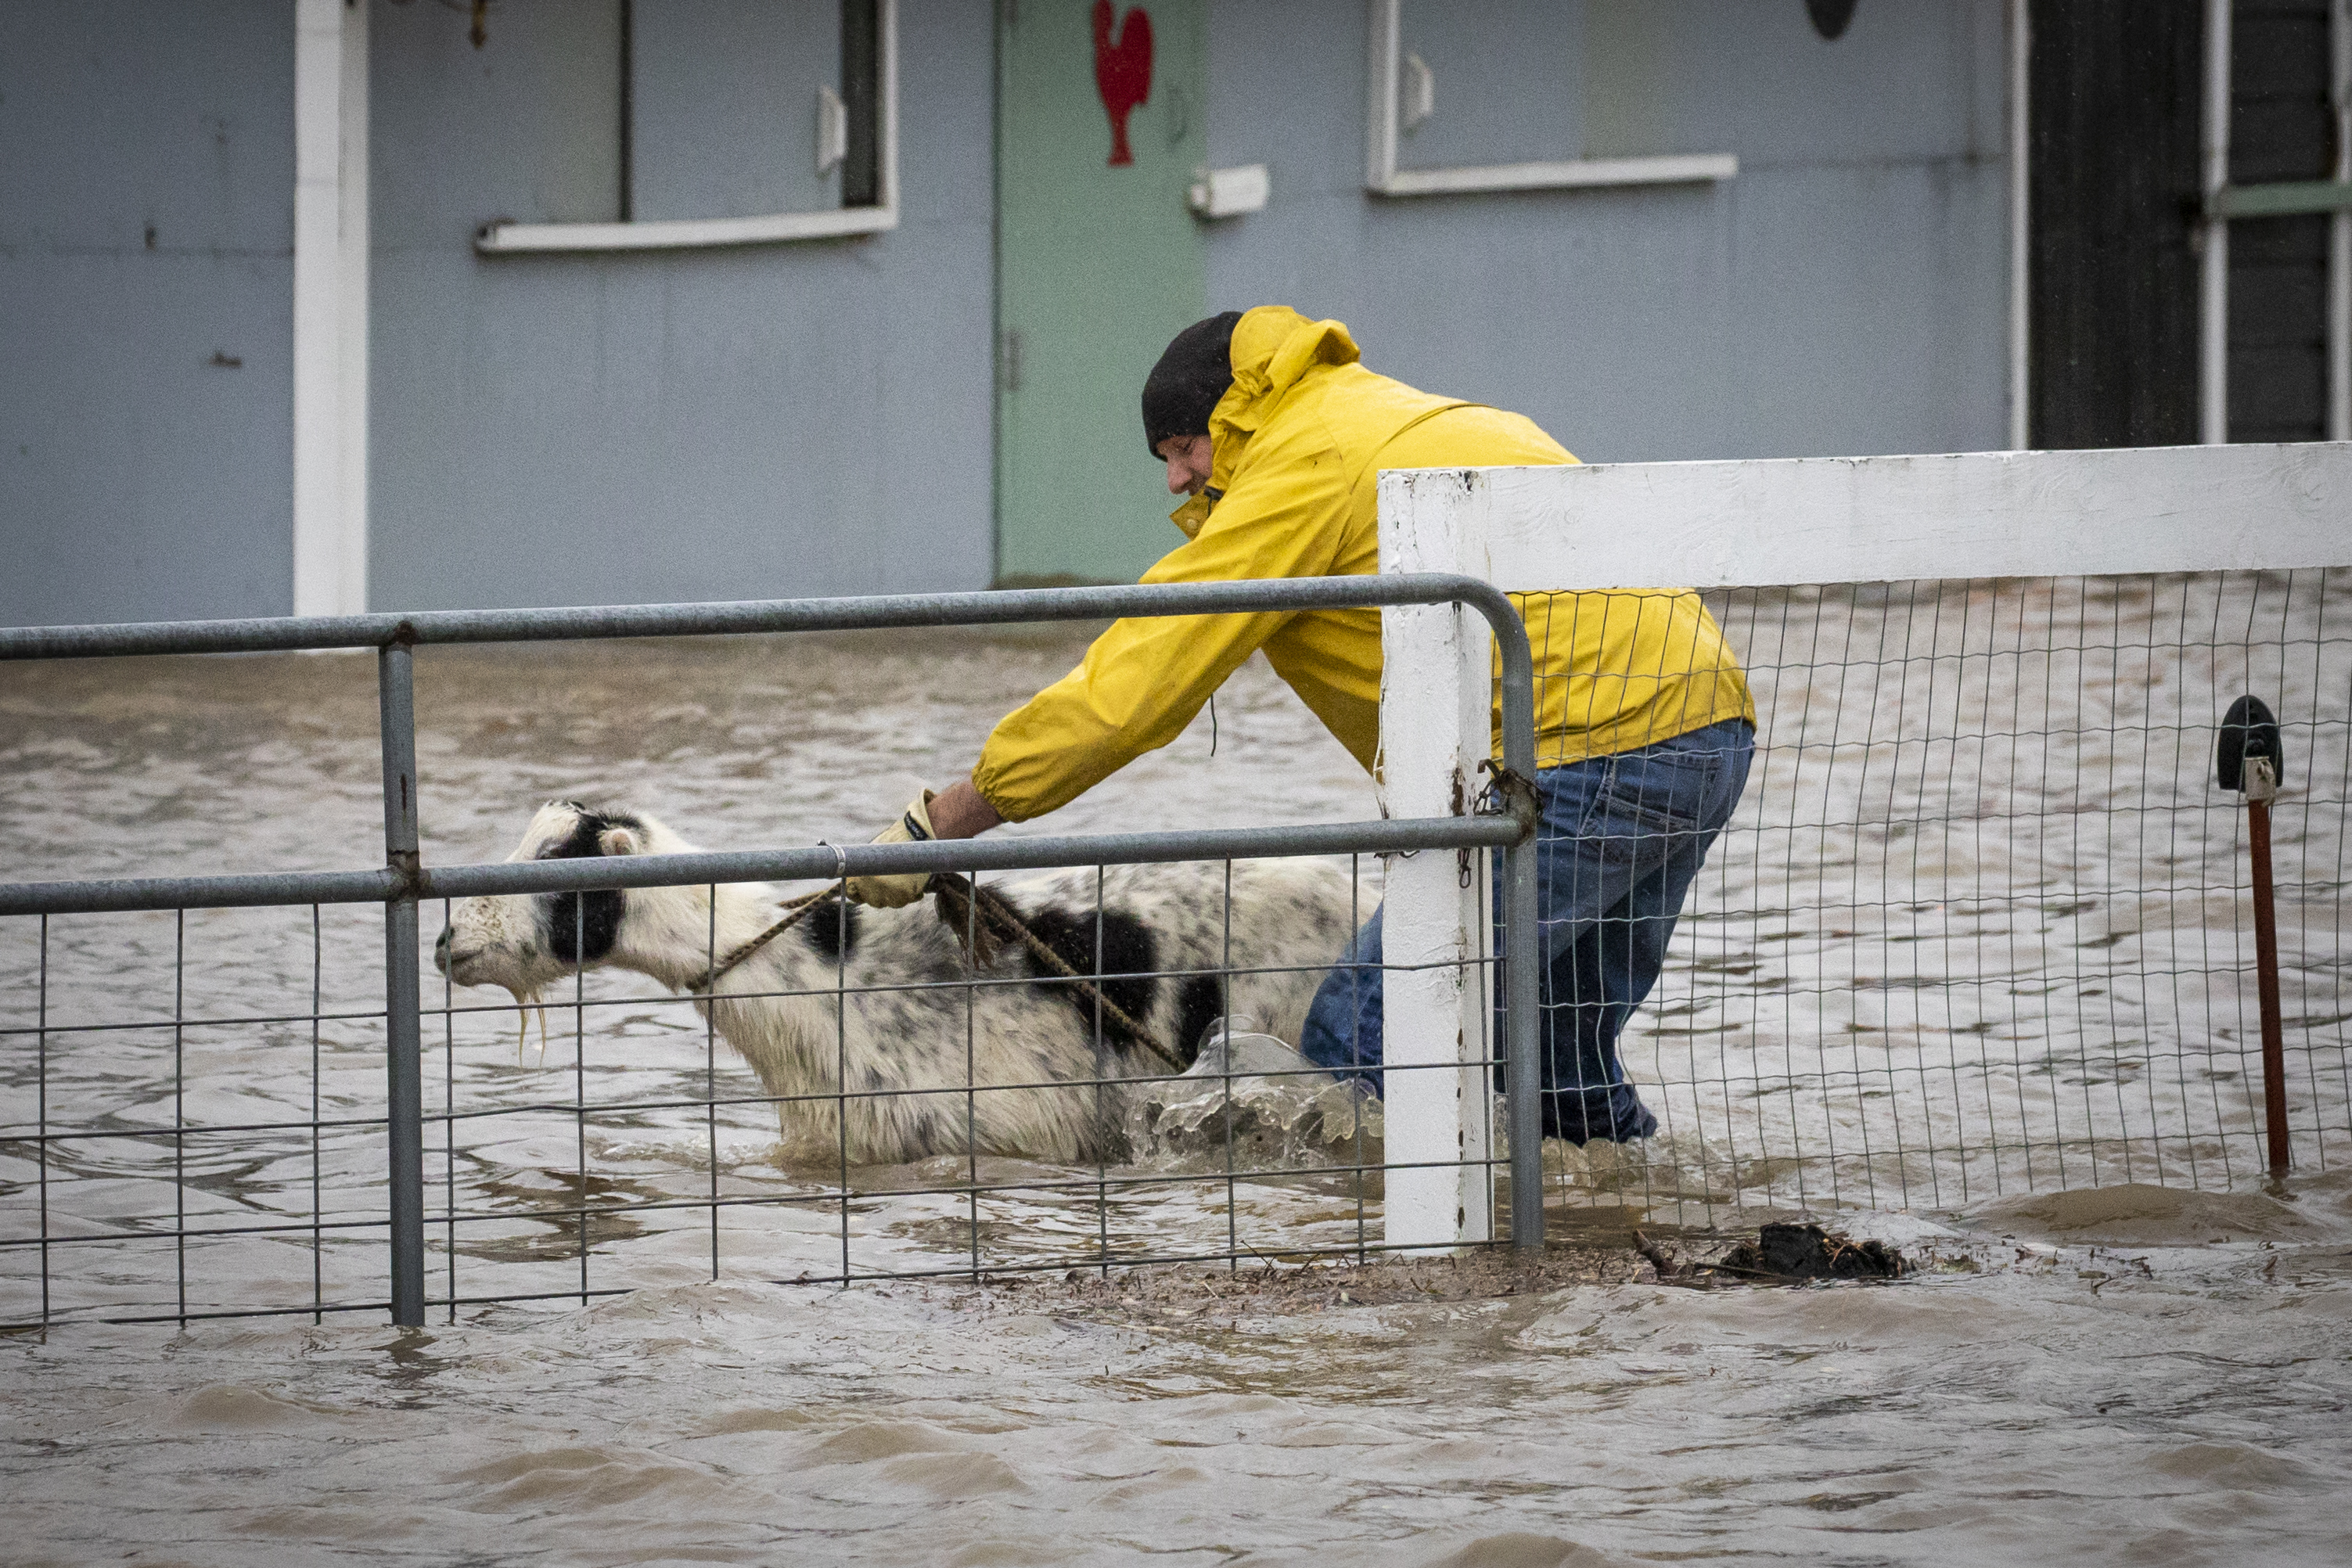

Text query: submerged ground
(5, 620), (2350, 1563)
(6, 1181), (2352, 1566)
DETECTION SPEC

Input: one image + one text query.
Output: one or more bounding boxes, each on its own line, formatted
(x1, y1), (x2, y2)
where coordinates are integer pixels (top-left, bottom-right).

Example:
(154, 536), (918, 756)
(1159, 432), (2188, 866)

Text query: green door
(995, 0), (1207, 587)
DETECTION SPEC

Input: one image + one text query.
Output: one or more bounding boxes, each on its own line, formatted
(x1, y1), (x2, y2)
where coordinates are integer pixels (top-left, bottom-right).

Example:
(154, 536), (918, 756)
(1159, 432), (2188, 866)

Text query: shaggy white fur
(437, 802), (1357, 1165)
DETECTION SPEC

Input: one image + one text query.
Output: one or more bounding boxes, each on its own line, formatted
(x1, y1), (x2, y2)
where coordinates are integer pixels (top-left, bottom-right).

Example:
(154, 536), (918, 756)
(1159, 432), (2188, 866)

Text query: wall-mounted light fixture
(1189, 164), (1270, 219)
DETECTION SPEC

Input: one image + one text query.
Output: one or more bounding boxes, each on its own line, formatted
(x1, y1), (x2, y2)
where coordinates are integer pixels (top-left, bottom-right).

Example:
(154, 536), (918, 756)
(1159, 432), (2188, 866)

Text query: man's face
(1156, 433), (1214, 497)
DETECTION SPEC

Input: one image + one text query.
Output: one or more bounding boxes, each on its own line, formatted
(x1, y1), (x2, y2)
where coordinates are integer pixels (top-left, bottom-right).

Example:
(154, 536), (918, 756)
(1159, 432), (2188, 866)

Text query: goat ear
(599, 825), (639, 856)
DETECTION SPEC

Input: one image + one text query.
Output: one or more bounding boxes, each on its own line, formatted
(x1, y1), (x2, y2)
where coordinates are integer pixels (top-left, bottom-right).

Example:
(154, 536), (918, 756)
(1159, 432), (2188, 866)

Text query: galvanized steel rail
(1, 574), (1545, 1325)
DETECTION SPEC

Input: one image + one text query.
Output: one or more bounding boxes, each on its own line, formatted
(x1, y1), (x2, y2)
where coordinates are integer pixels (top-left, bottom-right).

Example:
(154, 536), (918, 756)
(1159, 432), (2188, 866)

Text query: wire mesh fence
(8, 562), (2347, 1328)
(0, 903), (399, 1325)
(0, 854), (1505, 1327)
(423, 853), (1443, 1310)
(1551, 569), (2352, 1223)
(0, 573), (1541, 1329)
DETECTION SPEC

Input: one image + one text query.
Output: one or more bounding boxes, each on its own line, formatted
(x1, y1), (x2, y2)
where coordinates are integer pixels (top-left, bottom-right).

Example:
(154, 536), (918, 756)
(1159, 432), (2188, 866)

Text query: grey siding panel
(1203, 0), (2009, 464)
(368, 0), (994, 611)
(0, 0), (294, 624)
(5, 0), (2015, 626)
(371, 0), (627, 236)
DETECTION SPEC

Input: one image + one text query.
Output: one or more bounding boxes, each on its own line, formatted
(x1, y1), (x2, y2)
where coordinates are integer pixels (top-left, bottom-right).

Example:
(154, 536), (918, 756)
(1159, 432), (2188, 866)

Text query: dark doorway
(2027, 1), (2205, 449)
(2227, 0), (2333, 444)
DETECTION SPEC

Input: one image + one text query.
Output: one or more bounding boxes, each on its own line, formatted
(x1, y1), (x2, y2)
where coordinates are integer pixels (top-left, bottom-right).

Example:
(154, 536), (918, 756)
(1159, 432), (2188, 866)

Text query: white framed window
(1362, 0), (1735, 199)
(476, 0), (895, 254)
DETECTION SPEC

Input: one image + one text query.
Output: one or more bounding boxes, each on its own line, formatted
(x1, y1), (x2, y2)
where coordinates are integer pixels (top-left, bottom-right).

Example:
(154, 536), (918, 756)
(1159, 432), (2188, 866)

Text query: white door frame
(292, 0), (369, 618)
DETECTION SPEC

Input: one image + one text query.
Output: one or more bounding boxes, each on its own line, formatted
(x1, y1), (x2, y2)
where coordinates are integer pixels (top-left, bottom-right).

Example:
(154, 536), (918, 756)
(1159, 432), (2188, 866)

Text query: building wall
(2, 0), (2012, 627)
(1203, 0), (2012, 464)
(0, 0), (296, 626)
(368, 0), (996, 612)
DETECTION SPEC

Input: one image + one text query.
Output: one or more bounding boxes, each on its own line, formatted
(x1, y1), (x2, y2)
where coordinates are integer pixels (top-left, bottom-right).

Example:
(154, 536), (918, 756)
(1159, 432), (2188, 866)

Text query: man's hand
(842, 791), (937, 908)
(842, 779), (1004, 908)
(926, 777), (1004, 840)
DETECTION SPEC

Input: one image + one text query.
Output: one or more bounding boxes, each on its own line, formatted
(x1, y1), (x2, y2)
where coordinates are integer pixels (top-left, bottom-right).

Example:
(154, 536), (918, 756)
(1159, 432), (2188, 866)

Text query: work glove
(843, 789), (937, 908)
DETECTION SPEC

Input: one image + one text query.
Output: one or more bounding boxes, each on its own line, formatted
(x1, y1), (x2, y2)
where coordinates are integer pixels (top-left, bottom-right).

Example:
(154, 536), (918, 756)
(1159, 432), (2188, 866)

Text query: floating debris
(1638, 1222), (1907, 1286)
(948, 1246), (1656, 1320)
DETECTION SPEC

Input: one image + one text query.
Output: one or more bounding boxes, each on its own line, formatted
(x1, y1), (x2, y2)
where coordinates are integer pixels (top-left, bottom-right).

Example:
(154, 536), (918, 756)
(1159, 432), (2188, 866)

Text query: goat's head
(436, 800), (713, 1001)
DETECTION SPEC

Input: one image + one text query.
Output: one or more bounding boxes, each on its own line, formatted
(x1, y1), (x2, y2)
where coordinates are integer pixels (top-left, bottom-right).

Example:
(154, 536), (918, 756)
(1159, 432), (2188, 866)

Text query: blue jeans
(1301, 718), (1754, 1145)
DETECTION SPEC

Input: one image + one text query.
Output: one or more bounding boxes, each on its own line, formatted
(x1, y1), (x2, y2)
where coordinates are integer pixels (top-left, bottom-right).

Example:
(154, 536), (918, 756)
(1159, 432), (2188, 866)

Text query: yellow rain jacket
(973, 307), (1755, 822)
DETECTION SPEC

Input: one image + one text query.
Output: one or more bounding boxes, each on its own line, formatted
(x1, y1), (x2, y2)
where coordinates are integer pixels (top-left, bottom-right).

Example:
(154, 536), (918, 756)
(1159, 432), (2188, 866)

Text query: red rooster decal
(1092, 1), (1153, 167)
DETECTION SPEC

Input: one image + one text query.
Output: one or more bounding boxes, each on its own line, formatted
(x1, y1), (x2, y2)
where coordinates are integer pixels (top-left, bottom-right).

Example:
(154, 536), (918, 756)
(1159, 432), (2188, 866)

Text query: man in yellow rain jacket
(848, 307), (1755, 1144)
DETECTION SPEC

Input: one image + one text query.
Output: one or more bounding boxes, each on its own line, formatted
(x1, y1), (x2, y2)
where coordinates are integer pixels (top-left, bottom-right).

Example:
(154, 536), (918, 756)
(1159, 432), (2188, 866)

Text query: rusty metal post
(2218, 695), (2289, 1176)
(2245, 767), (2289, 1174)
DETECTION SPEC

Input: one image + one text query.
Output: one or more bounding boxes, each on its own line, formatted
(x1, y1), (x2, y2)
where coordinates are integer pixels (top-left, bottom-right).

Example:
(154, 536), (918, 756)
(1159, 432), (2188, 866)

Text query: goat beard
(505, 984), (554, 1066)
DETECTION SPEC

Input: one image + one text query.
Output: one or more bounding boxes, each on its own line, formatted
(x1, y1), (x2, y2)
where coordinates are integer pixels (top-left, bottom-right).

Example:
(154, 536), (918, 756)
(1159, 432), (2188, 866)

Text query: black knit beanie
(1141, 311), (1243, 458)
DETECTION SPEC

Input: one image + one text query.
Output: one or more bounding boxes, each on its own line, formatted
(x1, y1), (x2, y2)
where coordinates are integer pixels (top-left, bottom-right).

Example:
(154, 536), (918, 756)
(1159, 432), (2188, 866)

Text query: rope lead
(692, 873), (1189, 1076)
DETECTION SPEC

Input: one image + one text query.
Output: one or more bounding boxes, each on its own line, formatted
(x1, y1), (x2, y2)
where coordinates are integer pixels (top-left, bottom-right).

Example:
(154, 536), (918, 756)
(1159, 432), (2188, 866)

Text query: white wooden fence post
(1378, 469), (1495, 1248)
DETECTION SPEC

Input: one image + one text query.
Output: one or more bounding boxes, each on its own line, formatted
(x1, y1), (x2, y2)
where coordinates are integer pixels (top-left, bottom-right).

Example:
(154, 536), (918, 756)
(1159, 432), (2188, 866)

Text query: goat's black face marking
(1009, 904), (1160, 1054)
(548, 890), (623, 965)
(539, 804), (643, 860)
(803, 897), (861, 962)
(537, 805), (641, 966)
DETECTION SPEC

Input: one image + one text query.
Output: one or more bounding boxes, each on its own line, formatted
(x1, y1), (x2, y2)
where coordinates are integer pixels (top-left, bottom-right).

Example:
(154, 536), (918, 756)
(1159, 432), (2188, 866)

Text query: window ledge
(1369, 153), (1737, 199)
(475, 204), (896, 254)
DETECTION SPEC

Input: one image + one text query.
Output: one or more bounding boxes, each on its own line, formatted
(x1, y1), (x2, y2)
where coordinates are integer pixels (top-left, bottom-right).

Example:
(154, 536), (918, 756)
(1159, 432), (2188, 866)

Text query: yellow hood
(1169, 307), (1365, 540)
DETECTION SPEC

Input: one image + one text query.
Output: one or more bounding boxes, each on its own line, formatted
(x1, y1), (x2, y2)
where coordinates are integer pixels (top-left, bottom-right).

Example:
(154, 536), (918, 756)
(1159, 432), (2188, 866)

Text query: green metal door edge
(994, 0), (1207, 588)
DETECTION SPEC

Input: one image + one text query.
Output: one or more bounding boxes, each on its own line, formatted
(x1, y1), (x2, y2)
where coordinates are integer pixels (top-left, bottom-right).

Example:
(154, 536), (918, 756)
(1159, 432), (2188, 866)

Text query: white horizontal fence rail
(1469, 444), (2350, 591)
(1379, 443), (2352, 1235)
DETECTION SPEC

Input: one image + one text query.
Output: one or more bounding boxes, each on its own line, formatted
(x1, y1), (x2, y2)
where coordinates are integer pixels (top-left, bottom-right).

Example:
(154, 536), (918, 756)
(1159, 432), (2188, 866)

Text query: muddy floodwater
(6, 603), (2352, 1564)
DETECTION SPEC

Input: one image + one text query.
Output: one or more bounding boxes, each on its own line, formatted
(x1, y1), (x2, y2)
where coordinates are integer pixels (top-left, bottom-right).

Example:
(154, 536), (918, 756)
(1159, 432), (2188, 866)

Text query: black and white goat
(435, 802), (1356, 1166)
